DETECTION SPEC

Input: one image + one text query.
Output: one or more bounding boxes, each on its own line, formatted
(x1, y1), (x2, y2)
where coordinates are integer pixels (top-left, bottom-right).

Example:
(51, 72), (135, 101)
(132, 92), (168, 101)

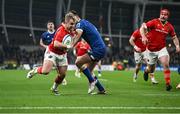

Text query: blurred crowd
(0, 45), (44, 69)
(0, 45), (179, 69)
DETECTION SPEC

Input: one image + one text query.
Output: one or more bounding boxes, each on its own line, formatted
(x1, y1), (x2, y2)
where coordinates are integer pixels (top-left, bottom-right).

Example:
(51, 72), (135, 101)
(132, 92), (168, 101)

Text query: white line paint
(142, 94), (180, 96)
(0, 106), (180, 110)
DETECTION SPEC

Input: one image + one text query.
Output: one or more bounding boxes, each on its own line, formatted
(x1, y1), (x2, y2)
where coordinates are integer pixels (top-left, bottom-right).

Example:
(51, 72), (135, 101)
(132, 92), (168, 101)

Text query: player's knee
(163, 63), (169, 69)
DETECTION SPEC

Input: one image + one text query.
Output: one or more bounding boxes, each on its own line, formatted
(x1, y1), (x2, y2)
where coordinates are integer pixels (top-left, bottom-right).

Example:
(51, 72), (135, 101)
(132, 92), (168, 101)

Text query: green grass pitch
(0, 70), (180, 113)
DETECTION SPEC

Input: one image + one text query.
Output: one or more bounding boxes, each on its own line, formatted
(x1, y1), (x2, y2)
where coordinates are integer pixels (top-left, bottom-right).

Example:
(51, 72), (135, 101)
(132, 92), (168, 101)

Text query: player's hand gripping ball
(62, 34), (73, 50)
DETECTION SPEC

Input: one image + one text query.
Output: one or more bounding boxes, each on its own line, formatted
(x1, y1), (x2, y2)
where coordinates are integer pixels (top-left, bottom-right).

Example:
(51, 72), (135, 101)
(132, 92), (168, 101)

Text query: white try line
(142, 93), (180, 96)
(0, 106), (180, 110)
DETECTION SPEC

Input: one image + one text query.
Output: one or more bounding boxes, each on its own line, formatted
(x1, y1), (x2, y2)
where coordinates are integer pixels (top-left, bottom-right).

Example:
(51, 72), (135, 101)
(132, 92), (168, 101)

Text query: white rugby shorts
(44, 47), (68, 66)
(146, 47), (169, 65)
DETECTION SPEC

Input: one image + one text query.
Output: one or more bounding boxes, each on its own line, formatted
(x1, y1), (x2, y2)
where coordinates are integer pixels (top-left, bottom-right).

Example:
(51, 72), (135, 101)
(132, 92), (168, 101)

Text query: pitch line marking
(142, 93), (180, 96)
(0, 107), (180, 110)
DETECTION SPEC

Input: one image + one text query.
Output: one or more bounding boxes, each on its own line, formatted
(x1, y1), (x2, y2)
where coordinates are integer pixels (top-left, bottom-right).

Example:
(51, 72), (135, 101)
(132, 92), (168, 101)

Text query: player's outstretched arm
(140, 23), (148, 45)
(172, 35), (180, 53)
(129, 36), (141, 52)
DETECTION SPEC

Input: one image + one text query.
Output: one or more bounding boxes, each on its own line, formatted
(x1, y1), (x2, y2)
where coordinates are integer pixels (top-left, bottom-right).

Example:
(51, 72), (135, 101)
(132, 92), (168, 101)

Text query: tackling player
(140, 9), (180, 91)
(129, 29), (158, 84)
(27, 13), (76, 95)
(69, 10), (106, 94)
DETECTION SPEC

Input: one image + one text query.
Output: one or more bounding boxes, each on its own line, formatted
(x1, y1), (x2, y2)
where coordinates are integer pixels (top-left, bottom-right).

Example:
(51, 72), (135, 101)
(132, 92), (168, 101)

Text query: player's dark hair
(45, 19), (55, 29)
(68, 10), (79, 16)
(47, 20), (55, 24)
(160, 8), (170, 16)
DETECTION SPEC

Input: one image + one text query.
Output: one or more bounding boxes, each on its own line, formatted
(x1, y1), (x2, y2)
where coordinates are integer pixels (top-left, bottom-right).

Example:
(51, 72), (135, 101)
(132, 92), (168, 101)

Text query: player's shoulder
(56, 25), (64, 31)
(132, 29), (140, 35)
(78, 19), (89, 25)
(153, 18), (159, 21)
(76, 19), (85, 27)
(79, 19), (86, 23)
(41, 31), (48, 38)
(42, 31), (48, 35)
(134, 29), (139, 33)
(56, 26), (67, 34)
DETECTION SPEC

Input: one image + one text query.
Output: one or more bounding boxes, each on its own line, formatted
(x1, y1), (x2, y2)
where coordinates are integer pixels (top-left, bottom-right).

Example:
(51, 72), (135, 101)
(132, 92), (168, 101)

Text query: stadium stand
(0, 0), (179, 69)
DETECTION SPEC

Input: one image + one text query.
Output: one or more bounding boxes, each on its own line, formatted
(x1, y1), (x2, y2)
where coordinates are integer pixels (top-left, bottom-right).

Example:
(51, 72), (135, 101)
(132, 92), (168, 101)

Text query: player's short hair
(65, 13), (76, 22)
(46, 20), (55, 28)
(160, 8), (170, 16)
(47, 20), (55, 24)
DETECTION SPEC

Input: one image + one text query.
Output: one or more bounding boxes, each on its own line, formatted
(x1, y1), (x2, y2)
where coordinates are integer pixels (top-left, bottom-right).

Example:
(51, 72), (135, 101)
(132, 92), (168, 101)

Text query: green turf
(0, 70), (180, 113)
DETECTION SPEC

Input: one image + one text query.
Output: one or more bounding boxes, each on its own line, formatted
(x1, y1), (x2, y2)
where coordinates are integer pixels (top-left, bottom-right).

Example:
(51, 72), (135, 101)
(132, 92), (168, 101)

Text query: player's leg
(27, 60), (53, 78)
(75, 68), (78, 76)
(51, 66), (68, 95)
(159, 55), (172, 91)
(75, 53), (95, 83)
(133, 52), (143, 82)
(27, 48), (55, 78)
(62, 78), (67, 85)
(88, 61), (105, 94)
(144, 63), (158, 84)
(75, 54), (97, 94)
(143, 50), (157, 81)
(149, 72), (158, 84)
(158, 48), (172, 91)
(144, 58), (158, 84)
(176, 83), (180, 89)
(143, 52), (158, 84)
(51, 53), (68, 94)
(144, 64), (156, 81)
(97, 60), (102, 77)
(133, 63), (141, 82)
(75, 57), (81, 78)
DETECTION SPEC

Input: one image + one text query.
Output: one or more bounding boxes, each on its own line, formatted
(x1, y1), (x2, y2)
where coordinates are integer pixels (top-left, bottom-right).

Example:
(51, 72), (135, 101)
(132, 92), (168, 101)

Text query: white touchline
(0, 107), (180, 110)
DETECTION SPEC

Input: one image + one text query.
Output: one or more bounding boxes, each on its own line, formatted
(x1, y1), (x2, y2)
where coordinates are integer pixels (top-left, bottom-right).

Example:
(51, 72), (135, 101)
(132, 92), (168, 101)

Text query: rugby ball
(62, 34), (72, 46)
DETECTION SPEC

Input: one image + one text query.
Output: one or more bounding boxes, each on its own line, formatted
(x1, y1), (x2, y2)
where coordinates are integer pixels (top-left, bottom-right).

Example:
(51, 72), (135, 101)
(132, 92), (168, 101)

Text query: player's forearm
(140, 23), (147, 39)
(54, 41), (67, 50)
(40, 40), (47, 49)
(129, 37), (135, 47)
(40, 43), (47, 49)
(173, 36), (180, 48)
